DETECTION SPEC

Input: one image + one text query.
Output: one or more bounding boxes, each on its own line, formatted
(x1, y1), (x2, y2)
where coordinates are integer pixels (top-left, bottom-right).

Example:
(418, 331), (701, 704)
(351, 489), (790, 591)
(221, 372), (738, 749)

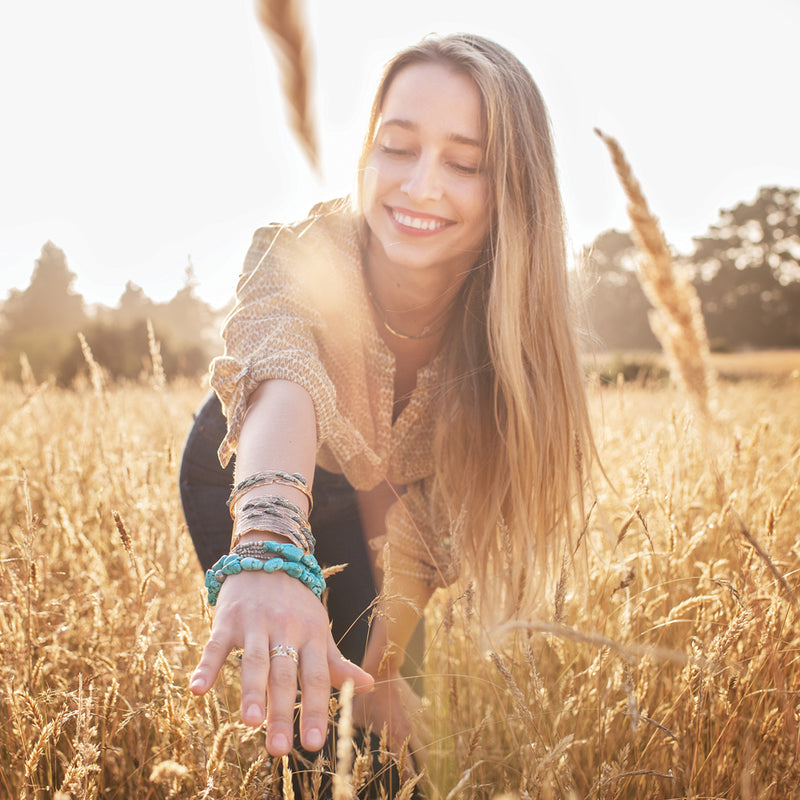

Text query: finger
(265, 644), (299, 756)
(297, 641), (331, 751)
(239, 633), (270, 727)
(327, 637), (375, 694)
(189, 632), (234, 695)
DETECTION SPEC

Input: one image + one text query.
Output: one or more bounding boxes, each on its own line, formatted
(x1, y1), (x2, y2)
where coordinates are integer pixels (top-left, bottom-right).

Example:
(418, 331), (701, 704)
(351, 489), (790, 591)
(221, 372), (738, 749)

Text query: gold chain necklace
(365, 285), (451, 340)
(361, 240), (456, 340)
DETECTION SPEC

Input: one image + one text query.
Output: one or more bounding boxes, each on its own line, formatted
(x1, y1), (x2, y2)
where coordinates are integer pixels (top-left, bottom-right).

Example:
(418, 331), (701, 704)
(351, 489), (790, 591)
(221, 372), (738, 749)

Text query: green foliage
(1, 242), (87, 336)
(583, 186), (800, 352)
(588, 352), (669, 386)
(1, 246), (221, 383)
(693, 186), (800, 348)
(582, 230), (659, 351)
(56, 320), (212, 384)
(0, 328), (76, 382)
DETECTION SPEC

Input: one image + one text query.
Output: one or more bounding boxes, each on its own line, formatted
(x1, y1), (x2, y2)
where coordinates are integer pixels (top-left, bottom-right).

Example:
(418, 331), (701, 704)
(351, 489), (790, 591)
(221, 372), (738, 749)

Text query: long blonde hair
(356, 34), (594, 616)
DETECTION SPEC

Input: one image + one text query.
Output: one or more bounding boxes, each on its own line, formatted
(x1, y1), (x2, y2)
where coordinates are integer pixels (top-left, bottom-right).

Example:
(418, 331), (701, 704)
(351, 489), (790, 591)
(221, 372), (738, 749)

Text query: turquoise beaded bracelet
(204, 541), (326, 606)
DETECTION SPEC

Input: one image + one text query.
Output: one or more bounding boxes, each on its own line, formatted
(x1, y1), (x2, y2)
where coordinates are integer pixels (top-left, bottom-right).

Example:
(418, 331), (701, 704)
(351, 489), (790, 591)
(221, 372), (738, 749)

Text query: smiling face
(361, 61), (491, 288)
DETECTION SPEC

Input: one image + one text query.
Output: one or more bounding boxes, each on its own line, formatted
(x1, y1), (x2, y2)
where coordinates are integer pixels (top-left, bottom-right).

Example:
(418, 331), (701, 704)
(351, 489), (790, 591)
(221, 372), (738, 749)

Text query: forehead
(379, 61), (484, 140)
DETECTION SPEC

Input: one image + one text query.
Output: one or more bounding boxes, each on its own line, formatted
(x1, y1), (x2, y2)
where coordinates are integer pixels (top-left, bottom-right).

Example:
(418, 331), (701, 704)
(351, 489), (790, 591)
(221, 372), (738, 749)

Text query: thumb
(327, 637), (374, 694)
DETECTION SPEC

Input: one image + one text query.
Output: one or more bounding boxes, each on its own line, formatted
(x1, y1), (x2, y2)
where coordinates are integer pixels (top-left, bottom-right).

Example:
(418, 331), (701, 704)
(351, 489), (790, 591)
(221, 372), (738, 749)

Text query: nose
(401, 153), (442, 202)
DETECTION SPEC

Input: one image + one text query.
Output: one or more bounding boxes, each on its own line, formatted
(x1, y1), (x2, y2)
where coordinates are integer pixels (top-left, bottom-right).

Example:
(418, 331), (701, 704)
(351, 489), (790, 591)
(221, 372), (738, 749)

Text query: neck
(363, 239), (464, 341)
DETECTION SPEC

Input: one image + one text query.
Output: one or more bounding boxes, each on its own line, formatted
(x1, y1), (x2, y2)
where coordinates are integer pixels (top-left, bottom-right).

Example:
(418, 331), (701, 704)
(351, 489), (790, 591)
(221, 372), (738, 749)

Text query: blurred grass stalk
(595, 128), (717, 421)
(254, 0), (319, 174)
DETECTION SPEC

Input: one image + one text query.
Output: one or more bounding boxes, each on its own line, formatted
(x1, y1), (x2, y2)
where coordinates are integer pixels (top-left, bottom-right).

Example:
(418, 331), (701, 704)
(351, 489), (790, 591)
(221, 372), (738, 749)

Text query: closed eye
(450, 162), (480, 175)
(379, 145), (412, 157)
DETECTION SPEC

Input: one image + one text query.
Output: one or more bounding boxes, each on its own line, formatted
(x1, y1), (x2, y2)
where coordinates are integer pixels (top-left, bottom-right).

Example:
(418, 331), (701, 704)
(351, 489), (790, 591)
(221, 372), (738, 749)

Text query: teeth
(393, 211), (447, 231)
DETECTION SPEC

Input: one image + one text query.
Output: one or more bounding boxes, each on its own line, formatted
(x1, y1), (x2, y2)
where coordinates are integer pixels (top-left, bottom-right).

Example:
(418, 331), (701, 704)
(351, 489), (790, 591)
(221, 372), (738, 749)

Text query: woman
(183, 32), (593, 769)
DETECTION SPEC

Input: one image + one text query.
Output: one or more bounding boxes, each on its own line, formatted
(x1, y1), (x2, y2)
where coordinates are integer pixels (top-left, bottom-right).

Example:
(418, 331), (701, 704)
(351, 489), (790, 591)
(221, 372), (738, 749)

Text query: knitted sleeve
(382, 478), (460, 589)
(209, 225), (339, 468)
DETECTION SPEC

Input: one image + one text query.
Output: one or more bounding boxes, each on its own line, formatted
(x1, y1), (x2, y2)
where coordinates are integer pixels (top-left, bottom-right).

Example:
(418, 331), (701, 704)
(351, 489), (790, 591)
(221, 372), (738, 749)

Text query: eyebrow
(381, 118), (483, 149)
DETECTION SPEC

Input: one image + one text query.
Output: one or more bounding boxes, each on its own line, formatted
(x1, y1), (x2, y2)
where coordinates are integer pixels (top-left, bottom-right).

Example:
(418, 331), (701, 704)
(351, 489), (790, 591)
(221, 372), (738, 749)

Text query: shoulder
(239, 198), (361, 284)
(295, 198), (363, 269)
(238, 198), (364, 309)
(249, 197), (361, 261)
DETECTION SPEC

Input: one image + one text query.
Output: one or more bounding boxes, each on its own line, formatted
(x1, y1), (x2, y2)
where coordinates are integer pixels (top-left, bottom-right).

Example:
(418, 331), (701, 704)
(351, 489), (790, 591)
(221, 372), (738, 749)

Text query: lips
(387, 206), (454, 234)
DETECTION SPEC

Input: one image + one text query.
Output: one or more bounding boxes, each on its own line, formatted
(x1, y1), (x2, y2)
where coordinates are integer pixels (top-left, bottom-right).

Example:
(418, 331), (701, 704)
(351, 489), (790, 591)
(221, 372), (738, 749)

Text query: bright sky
(2, 0), (799, 307)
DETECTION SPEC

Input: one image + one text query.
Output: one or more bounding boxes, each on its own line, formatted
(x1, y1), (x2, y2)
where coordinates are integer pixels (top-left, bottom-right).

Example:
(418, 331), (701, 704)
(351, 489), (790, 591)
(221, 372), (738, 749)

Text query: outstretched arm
(189, 379), (374, 756)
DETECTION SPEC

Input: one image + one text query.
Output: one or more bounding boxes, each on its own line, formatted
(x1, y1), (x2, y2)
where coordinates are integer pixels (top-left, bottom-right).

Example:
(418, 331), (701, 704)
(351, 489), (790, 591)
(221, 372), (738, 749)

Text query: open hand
(189, 569), (374, 756)
(351, 667), (430, 773)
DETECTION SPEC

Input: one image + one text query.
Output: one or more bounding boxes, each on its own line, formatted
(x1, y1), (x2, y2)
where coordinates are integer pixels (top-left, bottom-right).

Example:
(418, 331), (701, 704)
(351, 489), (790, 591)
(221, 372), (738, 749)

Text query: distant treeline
(583, 186), (800, 352)
(2, 185), (799, 384)
(0, 245), (224, 384)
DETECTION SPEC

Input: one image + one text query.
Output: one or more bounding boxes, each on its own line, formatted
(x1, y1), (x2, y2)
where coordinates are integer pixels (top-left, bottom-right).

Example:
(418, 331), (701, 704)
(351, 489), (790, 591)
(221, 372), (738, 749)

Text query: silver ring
(269, 644), (299, 664)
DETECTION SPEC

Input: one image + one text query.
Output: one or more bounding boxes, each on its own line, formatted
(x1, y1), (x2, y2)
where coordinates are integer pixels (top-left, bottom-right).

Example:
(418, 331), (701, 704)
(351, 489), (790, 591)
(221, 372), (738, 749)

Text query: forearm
(233, 379), (317, 517)
(235, 381), (433, 677)
(362, 575), (434, 677)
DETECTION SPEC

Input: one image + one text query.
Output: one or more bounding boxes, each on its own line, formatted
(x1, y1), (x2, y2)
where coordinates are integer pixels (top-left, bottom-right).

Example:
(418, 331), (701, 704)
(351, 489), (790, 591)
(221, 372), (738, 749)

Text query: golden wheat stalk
(78, 332), (107, 402)
(240, 754), (266, 793)
(255, 0), (319, 172)
(205, 721), (239, 780)
(282, 754), (296, 800)
(24, 715), (66, 782)
(112, 510), (142, 584)
(595, 129), (717, 419)
(146, 319), (166, 390)
(489, 651), (538, 731)
(731, 511), (797, 607)
(19, 352), (36, 393)
(332, 678), (355, 799)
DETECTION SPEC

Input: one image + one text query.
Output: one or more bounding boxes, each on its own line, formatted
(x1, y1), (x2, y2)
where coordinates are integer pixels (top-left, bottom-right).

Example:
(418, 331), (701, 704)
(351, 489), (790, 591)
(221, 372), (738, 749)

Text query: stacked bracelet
(205, 541), (326, 605)
(206, 471), (321, 605)
(227, 471), (313, 517)
(231, 495), (315, 553)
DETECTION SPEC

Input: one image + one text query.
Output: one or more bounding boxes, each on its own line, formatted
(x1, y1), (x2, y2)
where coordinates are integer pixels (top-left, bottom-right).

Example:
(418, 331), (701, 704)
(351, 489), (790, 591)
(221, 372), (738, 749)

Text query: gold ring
(269, 644), (299, 664)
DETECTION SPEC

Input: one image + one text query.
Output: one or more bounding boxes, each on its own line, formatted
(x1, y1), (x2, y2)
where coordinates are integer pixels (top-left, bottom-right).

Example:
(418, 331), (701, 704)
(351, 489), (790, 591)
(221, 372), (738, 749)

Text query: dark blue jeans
(179, 392), (423, 672)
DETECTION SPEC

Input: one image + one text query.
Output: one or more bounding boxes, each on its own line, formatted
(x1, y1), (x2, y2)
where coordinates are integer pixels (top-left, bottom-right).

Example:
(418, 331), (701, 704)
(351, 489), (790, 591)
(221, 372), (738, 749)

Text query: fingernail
(271, 733), (289, 753)
(246, 703), (261, 722)
(189, 676), (203, 691)
(306, 727), (323, 750)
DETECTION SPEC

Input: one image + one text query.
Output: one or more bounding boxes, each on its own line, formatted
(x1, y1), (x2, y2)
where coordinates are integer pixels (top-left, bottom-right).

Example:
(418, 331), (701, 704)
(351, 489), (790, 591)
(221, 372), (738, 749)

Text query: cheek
(362, 156), (398, 197)
(361, 163), (380, 208)
(370, 157), (408, 190)
(462, 181), (491, 225)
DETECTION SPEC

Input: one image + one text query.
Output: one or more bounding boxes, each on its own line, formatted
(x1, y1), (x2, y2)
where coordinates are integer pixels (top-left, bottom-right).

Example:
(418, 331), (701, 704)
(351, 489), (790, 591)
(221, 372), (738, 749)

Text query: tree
(690, 186), (800, 348)
(0, 242), (87, 378)
(155, 258), (219, 354)
(82, 260), (220, 382)
(582, 229), (659, 350)
(1, 242), (86, 335)
(0, 245), (223, 383)
(582, 188), (800, 353)
(116, 281), (156, 327)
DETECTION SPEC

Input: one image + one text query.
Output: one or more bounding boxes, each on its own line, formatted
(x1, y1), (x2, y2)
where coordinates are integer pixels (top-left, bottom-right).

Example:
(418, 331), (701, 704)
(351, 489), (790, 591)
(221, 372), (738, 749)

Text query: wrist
(235, 530), (293, 546)
(205, 541), (325, 605)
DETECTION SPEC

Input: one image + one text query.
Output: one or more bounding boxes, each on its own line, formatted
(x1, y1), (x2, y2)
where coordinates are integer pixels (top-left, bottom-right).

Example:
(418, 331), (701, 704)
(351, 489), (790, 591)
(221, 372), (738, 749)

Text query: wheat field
(2, 367), (799, 799)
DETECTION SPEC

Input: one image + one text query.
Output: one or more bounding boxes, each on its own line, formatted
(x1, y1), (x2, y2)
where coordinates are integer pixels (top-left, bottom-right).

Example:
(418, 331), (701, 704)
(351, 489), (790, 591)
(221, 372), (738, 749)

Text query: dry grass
(595, 129), (718, 423)
(255, 0), (319, 172)
(0, 373), (418, 799)
(425, 375), (800, 798)
(2, 368), (799, 798)
(708, 349), (800, 379)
